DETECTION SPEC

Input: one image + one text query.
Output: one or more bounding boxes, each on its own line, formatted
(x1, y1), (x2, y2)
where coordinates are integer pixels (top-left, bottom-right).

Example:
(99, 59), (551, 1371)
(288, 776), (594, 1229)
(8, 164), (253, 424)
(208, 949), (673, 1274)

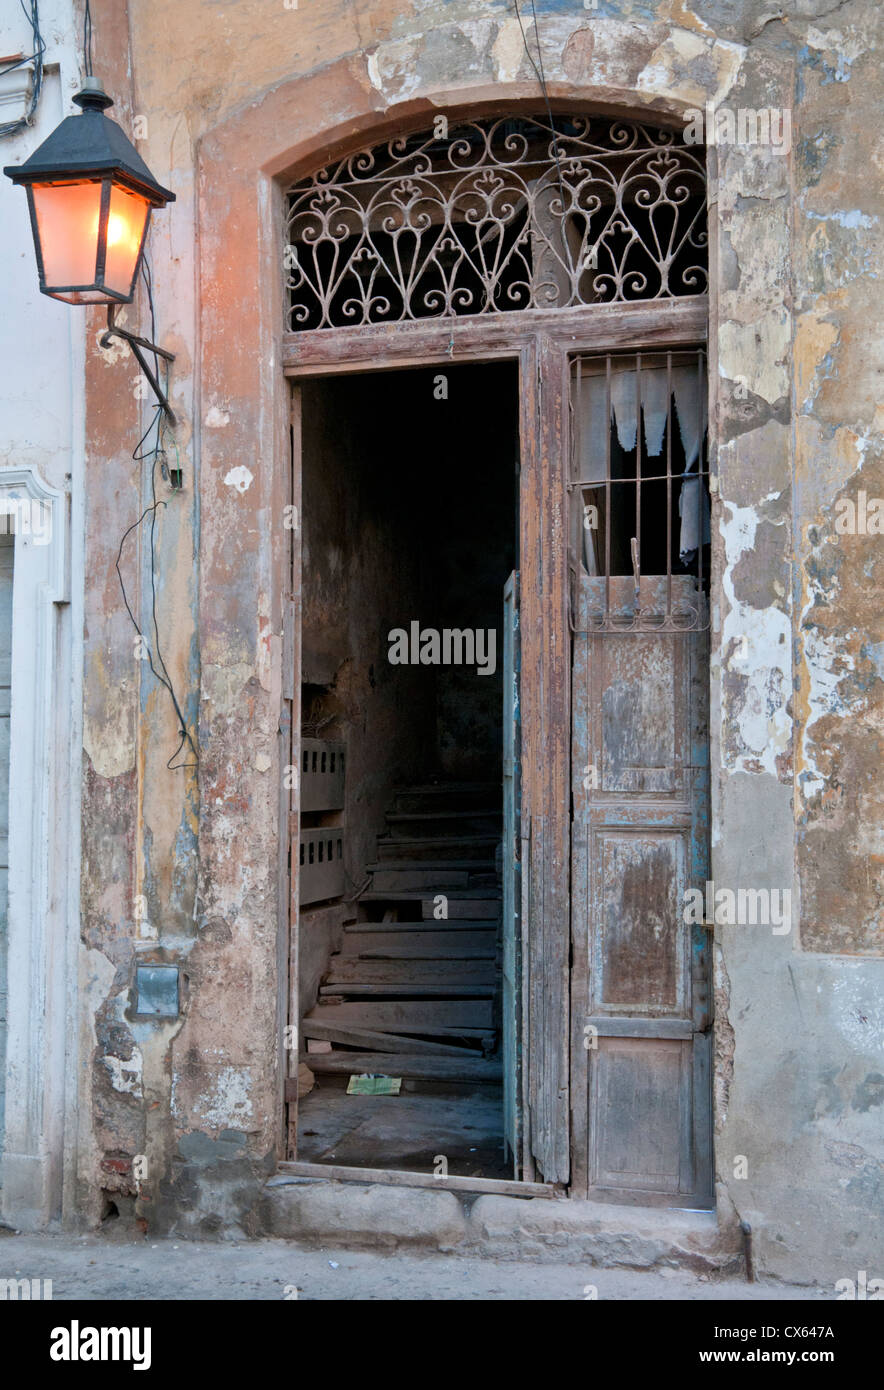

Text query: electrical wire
(0, 0), (45, 138)
(511, 0), (570, 239)
(115, 254), (197, 771)
(115, 414), (197, 771)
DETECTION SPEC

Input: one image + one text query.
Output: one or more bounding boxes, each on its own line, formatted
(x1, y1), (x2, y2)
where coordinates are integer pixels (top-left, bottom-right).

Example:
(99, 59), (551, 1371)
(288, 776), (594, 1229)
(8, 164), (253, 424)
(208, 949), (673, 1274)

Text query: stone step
(264, 1181), (738, 1269)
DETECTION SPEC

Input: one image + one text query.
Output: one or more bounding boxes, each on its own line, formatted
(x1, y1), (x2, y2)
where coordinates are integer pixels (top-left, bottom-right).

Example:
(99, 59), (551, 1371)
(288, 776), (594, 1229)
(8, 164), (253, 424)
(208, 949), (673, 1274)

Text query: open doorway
(291, 360), (519, 1180)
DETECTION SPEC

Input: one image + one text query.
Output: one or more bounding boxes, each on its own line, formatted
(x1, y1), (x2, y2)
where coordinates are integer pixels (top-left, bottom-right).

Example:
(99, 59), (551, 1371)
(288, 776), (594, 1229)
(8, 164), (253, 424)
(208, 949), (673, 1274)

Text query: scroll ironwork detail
(284, 115), (707, 331)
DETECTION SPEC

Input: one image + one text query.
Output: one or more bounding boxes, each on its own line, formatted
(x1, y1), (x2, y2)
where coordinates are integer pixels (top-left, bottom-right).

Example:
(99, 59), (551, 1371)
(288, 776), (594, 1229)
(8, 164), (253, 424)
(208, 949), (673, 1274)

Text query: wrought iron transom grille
(284, 115), (707, 331)
(570, 349), (710, 634)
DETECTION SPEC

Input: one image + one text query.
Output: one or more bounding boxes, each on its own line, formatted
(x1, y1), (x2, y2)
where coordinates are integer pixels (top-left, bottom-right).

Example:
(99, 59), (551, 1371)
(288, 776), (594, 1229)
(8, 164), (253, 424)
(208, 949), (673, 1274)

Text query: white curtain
(575, 364), (709, 566)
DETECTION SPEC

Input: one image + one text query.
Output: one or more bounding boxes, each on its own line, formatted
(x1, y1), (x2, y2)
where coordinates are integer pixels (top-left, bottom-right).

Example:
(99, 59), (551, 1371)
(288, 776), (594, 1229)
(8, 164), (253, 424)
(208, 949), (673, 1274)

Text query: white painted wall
(0, 534), (12, 1183)
(0, 0), (84, 1226)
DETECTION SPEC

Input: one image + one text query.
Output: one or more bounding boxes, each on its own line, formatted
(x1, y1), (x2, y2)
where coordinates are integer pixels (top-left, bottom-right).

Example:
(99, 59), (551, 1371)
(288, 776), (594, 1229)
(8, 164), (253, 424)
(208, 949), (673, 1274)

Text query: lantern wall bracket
(100, 304), (177, 426)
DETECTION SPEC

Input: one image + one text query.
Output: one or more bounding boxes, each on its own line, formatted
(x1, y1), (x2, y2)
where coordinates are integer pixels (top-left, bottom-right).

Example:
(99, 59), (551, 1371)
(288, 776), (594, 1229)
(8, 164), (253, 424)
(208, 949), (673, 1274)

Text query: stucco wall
(0, 0), (83, 1228)
(63, 0), (884, 1277)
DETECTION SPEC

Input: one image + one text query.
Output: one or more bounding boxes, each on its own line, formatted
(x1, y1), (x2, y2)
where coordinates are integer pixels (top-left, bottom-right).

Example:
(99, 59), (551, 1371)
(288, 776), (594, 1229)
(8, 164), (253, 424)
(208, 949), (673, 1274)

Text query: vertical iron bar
(697, 348), (705, 604)
(576, 357), (582, 577)
(635, 352), (642, 620)
(605, 354), (612, 628)
(94, 177), (111, 285)
(666, 351), (673, 623)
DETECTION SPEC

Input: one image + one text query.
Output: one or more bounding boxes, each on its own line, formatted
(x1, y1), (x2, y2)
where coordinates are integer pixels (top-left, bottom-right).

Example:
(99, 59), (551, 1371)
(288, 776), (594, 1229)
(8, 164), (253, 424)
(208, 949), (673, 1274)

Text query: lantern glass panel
(31, 179), (103, 296)
(104, 182), (150, 297)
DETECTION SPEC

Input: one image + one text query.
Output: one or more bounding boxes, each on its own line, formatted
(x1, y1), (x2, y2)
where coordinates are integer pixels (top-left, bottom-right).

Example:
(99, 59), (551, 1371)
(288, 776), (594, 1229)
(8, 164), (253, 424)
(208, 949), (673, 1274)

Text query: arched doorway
(279, 111), (712, 1206)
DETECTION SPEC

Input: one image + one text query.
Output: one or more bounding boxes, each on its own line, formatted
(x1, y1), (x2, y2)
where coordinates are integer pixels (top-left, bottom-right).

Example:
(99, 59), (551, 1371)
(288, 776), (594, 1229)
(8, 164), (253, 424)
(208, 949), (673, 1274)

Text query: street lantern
(4, 76), (174, 305)
(4, 76), (178, 422)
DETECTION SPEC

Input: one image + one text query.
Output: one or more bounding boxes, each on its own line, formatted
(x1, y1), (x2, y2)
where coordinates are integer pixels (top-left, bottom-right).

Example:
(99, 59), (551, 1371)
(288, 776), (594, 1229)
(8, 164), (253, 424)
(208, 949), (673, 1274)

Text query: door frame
(279, 296), (708, 1190)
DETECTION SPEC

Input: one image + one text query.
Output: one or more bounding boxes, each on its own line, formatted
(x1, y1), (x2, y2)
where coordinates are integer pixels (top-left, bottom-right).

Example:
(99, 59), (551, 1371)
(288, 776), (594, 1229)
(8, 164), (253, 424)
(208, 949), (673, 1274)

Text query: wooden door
(570, 574), (712, 1206)
(501, 571), (521, 1175)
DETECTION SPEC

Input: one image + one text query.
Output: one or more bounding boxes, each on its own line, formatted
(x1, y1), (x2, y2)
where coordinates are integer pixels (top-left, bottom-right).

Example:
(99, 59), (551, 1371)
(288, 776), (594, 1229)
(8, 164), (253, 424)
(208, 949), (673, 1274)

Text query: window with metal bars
(570, 350), (710, 633)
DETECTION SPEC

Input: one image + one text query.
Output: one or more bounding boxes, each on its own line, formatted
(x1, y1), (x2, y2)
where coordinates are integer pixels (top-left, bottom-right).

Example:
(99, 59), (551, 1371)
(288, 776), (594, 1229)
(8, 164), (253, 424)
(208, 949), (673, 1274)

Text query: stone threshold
(262, 1168), (744, 1274)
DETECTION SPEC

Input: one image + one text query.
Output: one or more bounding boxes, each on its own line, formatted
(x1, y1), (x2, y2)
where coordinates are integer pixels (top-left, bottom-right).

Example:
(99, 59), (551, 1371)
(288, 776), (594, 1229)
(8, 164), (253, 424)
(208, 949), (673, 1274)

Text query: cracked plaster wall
(69, 0), (883, 1273)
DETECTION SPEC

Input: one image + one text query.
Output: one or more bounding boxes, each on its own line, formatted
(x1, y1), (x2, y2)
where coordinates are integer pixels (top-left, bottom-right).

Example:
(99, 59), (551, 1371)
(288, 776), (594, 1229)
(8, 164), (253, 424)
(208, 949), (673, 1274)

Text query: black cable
(0, 1), (45, 139)
(115, 426), (197, 772)
(511, 0), (570, 248)
(141, 256), (161, 393)
(115, 254), (197, 771)
(83, 0), (93, 77)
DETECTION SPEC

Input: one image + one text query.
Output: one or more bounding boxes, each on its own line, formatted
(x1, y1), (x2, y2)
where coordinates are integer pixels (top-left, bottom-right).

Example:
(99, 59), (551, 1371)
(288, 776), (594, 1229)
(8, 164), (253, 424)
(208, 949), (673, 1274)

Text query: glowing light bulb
(107, 211), (129, 247)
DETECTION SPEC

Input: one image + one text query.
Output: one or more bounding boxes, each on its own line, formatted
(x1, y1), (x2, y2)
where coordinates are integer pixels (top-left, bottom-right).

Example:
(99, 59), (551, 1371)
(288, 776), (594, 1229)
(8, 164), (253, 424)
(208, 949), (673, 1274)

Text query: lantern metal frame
(100, 304), (177, 425)
(18, 171), (154, 305)
(4, 76), (177, 422)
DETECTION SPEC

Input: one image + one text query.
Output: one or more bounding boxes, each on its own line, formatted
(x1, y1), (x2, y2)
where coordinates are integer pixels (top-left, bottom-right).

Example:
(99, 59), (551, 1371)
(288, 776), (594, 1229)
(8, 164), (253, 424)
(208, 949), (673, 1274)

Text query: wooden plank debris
(304, 1051), (503, 1082)
(300, 1018), (481, 1056)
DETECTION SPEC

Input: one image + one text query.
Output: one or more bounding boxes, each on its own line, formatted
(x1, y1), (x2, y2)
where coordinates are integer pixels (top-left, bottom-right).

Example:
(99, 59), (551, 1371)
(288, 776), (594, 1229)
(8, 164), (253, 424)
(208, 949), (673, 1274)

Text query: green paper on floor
(346, 1073), (402, 1096)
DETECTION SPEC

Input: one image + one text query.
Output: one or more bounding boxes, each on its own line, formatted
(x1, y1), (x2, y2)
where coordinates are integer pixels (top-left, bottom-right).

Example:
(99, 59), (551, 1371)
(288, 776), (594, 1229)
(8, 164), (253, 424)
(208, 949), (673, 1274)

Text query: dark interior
(295, 361), (518, 1177)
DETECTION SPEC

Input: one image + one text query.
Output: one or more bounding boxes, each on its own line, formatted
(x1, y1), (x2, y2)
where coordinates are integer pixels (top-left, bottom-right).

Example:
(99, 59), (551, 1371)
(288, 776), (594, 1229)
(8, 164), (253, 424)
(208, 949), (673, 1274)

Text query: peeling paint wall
(49, 0), (884, 1276)
(0, 0), (83, 1228)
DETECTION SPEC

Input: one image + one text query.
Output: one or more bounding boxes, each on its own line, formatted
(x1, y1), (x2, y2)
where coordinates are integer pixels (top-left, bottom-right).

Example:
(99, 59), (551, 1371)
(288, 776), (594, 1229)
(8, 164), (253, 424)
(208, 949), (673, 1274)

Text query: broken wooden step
(386, 808), (500, 822)
(385, 810), (501, 838)
(304, 999), (493, 1031)
(301, 1050), (503, 1083)
(346, 920), (497, 933)
(428, 899), (500, 922)
(368, 867), (472, 892)
(341, 930), (495, 955)
(392, 783), (500, 814)
(324, 957), (495, 984)
(299, 1018), (480, 1056)
(358, 886), (500, 896)
(375, 834), (499, 863)
(354, 949), (496, 964)
(357, 892), (500, 919)
(368, 858), (495, 873)
(319, 982), (495, 998)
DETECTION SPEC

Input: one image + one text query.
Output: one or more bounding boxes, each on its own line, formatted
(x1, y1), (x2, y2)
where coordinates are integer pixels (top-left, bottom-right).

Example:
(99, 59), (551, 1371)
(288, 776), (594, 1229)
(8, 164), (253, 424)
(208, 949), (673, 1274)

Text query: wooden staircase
(303, 782), (503, 1083)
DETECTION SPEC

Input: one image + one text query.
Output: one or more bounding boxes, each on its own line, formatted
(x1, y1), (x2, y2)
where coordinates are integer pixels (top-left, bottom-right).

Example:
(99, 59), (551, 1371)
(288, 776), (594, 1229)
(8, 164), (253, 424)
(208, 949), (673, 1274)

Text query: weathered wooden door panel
(590, 1037), (694, 1194)
(590, 827), (690, 1018)
(519, 334), (570, 1185)
(572, 574), (712, 1207)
